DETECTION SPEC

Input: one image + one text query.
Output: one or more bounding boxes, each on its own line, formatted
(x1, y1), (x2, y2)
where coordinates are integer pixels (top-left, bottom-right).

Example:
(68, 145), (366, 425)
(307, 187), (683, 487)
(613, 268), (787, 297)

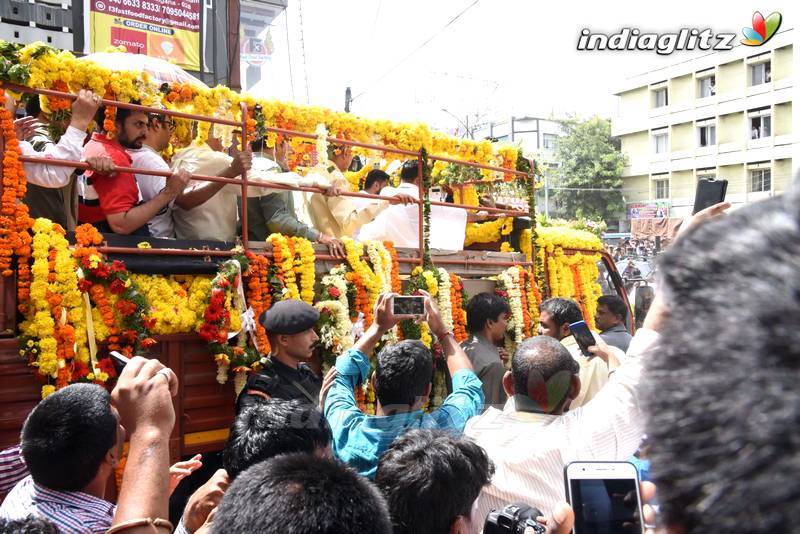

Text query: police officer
(236, 299), (322, 413)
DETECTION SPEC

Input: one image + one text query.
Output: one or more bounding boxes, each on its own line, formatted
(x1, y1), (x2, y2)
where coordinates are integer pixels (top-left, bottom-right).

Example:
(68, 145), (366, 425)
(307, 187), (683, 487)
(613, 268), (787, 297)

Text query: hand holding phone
(569, 320), (596, 358)
(392, 295), (425, 316)
(565, 461), (644, 534)
(692, 177), (727, 214)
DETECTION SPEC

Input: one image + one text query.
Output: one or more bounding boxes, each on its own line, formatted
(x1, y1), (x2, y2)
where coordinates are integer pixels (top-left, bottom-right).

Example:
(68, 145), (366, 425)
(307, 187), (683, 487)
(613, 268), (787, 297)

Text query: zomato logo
(577, 27), (738, 55)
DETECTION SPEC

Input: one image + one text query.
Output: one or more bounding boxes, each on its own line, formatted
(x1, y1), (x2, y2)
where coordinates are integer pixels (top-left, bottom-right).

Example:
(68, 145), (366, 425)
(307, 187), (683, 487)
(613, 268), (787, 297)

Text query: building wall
(717, 59), (744, 97)
(669, 74), (693, 107)
(619, 87), (649, 118)
(718, 111), (744, 144)
(773, 44), (793, 80)
(621, 131), (650, 171)
(774, 158), (794, 192)
(775, 102), (792, 136)
(670, 122), (693, 152)
(622, 175), (650, 203)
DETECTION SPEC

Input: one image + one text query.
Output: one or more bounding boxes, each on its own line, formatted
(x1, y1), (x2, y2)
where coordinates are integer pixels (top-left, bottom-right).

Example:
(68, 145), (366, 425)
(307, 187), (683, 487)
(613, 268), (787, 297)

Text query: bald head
(510, 336), (579, 413)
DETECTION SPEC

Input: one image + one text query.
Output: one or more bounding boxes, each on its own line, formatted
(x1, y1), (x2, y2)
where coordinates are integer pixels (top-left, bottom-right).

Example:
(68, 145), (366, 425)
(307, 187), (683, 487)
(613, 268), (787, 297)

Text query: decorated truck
(0, 42), (631, 458)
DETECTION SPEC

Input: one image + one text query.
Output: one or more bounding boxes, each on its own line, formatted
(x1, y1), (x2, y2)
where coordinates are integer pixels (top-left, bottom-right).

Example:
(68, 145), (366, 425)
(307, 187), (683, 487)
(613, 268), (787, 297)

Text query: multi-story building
(476, 115), (564, 168)
(613, 28), (798, 224)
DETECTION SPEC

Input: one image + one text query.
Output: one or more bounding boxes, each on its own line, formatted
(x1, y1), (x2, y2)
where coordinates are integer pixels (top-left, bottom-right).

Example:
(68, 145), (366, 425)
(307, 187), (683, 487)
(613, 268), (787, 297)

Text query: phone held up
(110, 350), (129, 376)
(565, 461), (644, 534)
(569, 320), (596, 358)
(692, 177), (727, 214)
(392, 295), (425, 316)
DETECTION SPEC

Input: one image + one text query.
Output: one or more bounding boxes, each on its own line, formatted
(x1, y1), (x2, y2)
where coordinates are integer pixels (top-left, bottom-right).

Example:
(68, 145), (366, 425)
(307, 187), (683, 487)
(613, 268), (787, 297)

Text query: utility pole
(544, 173), (550, 218)
(344, 87), (352, 112)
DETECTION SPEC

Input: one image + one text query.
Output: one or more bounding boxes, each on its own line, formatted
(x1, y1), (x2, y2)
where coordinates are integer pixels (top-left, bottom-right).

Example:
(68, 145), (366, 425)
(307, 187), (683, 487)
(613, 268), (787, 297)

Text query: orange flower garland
(345, 270), (372, 326)
(244, 251), (271, 353)
(384, 241), (402, 293)
(45, 80), (72, 112)
(449, 273), (468, 342)
(0, 89), (34, 280)
(517, 267), (532, 337)
(103, 88), (117, 138)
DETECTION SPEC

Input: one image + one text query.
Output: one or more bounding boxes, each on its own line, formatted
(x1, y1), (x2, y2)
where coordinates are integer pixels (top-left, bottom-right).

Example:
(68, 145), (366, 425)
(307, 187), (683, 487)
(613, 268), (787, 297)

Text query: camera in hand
(484, 503), (546, 534)
(392, 295), (425, 316)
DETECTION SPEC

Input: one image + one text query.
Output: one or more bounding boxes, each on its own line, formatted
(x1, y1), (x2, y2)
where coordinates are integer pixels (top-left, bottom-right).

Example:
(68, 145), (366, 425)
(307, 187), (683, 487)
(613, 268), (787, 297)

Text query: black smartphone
(110, 351), (129, 376)
(565, 461), (644, 534)
(569, 320), (596, 357)
(692, 177), (727, 214)
(393, 296), (425, 316)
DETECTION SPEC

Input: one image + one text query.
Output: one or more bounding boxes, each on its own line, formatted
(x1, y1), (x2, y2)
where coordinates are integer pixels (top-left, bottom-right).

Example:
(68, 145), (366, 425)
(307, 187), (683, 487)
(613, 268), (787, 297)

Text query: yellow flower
(137, 242), (152, 249)
(41, 385), (56, 399)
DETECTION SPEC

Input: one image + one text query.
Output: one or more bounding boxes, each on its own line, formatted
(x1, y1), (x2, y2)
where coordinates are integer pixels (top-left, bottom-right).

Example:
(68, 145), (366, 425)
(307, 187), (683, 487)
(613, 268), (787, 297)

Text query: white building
(612, 28), (799, 222)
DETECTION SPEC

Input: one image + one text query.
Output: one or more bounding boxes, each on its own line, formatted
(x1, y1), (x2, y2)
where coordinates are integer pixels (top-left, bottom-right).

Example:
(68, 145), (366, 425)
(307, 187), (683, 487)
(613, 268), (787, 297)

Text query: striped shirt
(465, 328), (659, 520)
(0, 476), (115, 533)
(0, 446), (28, 496)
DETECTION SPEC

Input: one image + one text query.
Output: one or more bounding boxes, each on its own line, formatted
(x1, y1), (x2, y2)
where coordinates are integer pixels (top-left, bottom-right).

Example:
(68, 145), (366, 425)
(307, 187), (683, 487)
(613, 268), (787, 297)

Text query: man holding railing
(78, 103), (191, 236)
(307, 144), (417, 240)
(170, 127), (253, 242)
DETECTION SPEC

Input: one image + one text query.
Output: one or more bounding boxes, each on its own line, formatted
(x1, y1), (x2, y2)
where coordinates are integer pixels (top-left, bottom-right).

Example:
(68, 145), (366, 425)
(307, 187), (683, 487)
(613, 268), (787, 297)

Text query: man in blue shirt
(323, 292), (484, 479)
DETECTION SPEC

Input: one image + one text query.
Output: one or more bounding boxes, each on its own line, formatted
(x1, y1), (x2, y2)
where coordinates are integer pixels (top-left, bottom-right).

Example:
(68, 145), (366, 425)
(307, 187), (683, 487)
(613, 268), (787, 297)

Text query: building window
(652, 132), (668, 154)
(750, 168), (771, 192)
(750, 61), (771, 85)
(542, 134), (557, 150)
(654, 178), (670, 199)
(653, 88), (668, 108)
(698, 75), (715, 97)
(749, 108), (772, 139)
(698, 123), (716, 147)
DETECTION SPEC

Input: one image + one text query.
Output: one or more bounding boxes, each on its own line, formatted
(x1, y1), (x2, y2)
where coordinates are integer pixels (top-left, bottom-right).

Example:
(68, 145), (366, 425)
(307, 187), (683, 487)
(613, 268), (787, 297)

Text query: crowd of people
(609, 238), (660, 262)
(0, 191), (797, 533)
(3, 89), (800, 533)
(7, 90), (496, 255)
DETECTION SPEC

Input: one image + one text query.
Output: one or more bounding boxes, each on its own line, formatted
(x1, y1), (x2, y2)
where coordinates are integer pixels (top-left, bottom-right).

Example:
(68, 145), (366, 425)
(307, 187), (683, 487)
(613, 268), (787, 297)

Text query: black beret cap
(259, 299), (320, 335)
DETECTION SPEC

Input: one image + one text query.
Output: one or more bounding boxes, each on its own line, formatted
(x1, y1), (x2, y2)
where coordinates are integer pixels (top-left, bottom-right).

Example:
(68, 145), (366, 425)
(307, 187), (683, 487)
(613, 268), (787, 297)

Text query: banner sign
(627, 201), (671, 219)
(87, 0), (201, 71)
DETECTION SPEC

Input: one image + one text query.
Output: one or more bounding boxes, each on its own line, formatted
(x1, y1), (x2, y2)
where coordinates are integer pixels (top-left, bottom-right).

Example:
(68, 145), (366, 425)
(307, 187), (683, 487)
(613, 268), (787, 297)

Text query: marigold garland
(0, 88), (34, 280)
(244, 252), (271, 353)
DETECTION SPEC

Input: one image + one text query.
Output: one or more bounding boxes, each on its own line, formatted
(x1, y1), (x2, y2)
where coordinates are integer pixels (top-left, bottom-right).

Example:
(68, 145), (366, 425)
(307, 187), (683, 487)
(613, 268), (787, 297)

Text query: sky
(248, 0), (794, 134)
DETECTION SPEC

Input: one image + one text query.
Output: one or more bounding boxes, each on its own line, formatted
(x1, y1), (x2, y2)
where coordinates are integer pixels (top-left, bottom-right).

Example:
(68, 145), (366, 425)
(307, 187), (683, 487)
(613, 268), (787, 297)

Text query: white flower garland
(498, 267), (525, 344)
(437, 267), (454, 332)
(321, 265), (349, 309)
(315, 300), (353, 355)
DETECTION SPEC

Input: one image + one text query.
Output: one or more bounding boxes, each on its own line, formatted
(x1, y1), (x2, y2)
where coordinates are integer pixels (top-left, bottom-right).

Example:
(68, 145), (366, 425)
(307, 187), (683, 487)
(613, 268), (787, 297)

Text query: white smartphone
(565, 461), (644, 534)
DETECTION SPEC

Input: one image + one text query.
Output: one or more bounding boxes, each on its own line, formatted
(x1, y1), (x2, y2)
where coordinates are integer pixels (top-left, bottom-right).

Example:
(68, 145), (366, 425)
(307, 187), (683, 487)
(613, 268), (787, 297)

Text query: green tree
(551, 116), (626, 221)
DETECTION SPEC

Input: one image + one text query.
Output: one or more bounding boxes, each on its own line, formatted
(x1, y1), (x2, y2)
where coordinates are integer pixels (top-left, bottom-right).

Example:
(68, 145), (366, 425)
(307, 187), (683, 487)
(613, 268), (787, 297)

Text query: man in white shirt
(128, 114), (250, 238)
(8, 90), (114, 191)
(538, 297), (609, 408)
(170, 130), (253, 242)
(465, 329), (656, 521)
(358, 160), (468, 250)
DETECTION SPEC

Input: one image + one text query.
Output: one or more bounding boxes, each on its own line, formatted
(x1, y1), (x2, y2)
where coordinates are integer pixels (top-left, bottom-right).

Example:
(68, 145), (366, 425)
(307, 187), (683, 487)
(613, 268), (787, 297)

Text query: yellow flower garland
(291, 237), (316, 304)
(268, 234), (299, 300)
(10, 42), (522, 173)
(343, 237), (382, 312)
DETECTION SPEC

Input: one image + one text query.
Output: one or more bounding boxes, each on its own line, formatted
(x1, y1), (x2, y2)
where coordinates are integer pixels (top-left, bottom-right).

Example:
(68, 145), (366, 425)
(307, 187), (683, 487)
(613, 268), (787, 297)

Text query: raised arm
(110, 357), (178, 534)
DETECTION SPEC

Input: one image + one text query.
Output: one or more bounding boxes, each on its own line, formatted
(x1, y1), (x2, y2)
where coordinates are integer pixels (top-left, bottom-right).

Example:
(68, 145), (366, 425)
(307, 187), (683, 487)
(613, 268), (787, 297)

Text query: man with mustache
(235, 299), (322, 413)
(78, 103), (190, 235)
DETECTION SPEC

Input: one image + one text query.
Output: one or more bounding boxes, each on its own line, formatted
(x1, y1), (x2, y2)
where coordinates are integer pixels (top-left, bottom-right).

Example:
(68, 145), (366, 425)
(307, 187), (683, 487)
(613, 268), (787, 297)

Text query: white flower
(437, 268), (454, 332)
